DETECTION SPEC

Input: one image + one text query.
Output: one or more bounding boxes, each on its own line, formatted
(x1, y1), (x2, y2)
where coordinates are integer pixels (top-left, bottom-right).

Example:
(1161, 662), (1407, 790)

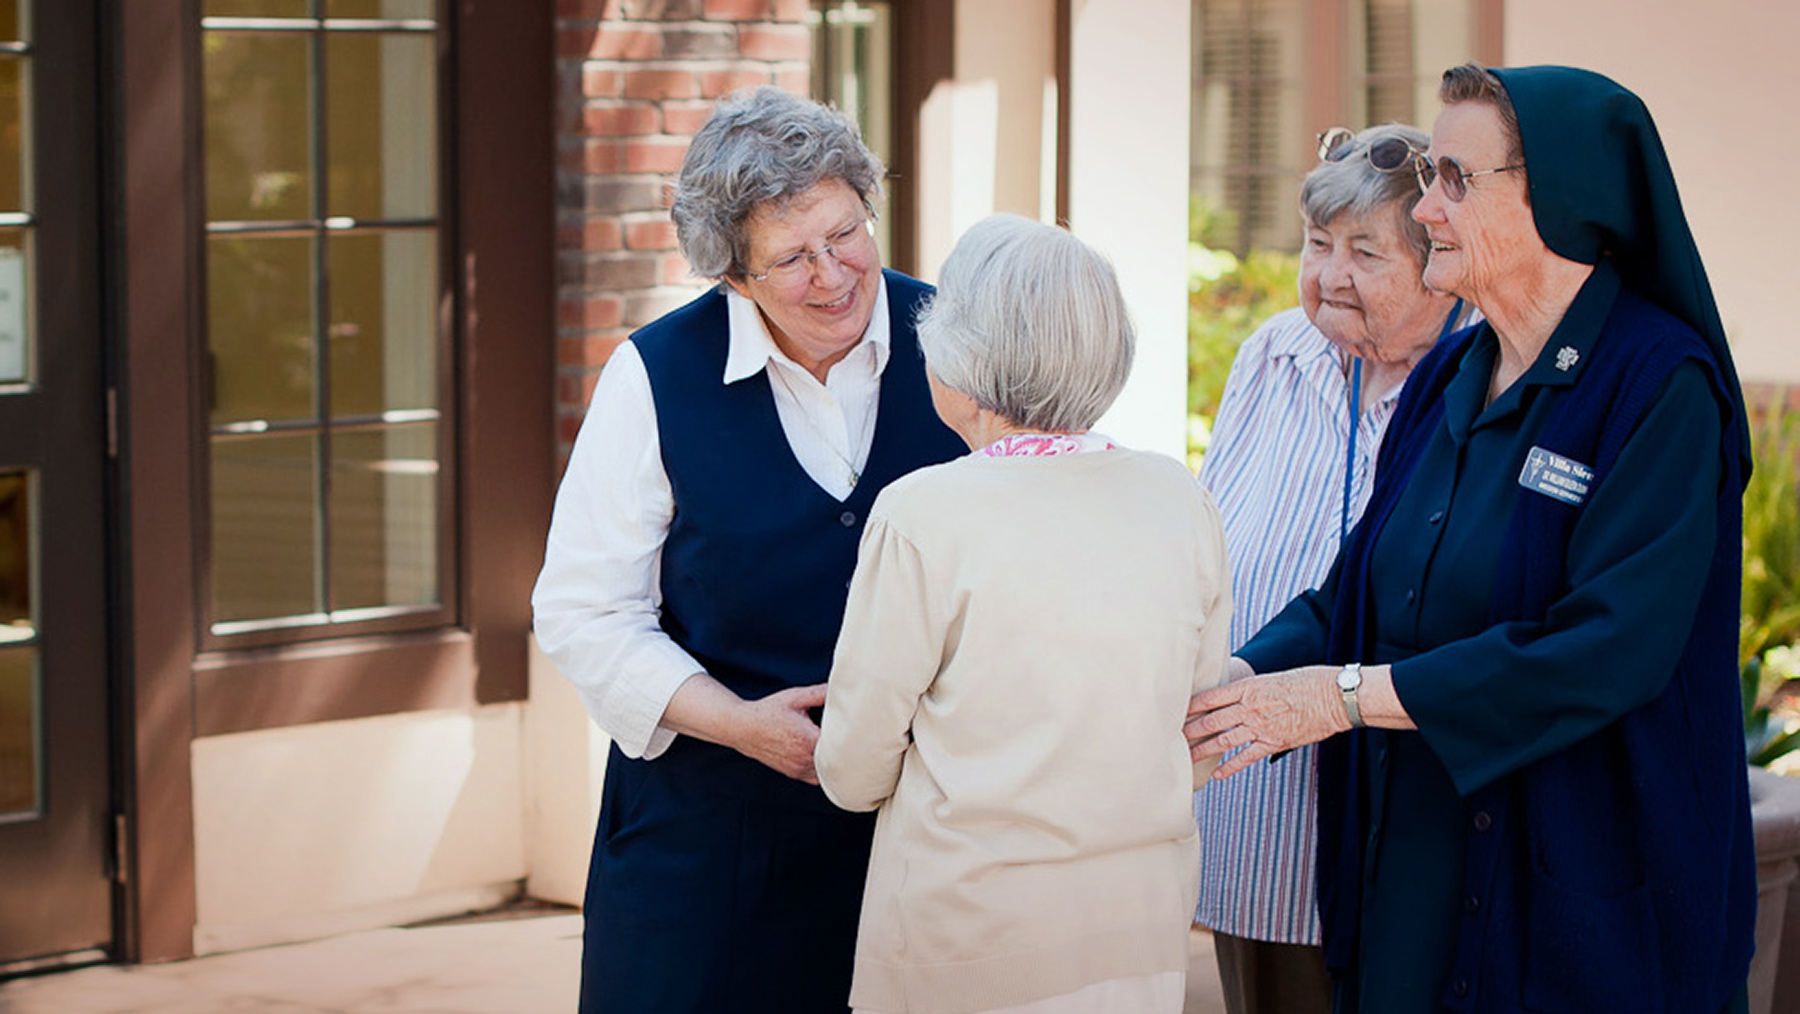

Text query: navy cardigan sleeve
(1394, 364), (1721, 796)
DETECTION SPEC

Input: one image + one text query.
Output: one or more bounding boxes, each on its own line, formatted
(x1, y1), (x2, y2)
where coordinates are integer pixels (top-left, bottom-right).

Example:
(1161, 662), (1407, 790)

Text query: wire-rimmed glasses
(1413, 155), (1525, 202)
(745, 217), (878, 285)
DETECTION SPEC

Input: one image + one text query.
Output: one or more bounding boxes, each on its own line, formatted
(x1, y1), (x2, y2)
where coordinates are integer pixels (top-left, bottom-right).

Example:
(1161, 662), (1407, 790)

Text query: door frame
(0, 0), (116, 974)
(111, 0), (554, 962)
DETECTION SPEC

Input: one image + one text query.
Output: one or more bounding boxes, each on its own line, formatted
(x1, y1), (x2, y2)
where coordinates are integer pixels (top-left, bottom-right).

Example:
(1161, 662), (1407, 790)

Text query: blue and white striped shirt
(1192, 307), (1401, 944)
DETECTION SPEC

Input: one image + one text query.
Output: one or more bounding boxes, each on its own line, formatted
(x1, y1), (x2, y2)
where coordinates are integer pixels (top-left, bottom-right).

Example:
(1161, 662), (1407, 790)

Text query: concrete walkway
(0, 909), (1228, 1014)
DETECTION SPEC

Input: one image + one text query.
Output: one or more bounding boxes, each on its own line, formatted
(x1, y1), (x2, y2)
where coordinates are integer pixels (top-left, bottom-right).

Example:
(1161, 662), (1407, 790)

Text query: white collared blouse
(531, 278), (891, 760)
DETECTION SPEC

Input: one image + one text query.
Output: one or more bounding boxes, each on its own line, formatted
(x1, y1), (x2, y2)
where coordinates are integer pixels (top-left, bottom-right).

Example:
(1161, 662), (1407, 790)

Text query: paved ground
(0, 908), (1228, 1014)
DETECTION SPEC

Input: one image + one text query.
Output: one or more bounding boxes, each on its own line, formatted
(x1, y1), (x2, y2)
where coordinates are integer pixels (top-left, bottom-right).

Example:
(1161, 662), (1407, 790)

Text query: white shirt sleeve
(531, 342), (701, 760)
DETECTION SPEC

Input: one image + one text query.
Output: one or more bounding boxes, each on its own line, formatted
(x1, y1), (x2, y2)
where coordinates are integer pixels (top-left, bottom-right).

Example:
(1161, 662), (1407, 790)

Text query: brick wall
(553, 0), (814, 464)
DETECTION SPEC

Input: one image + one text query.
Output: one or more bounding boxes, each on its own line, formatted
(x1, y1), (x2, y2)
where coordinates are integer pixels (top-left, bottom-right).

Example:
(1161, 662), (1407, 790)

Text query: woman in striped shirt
(1191, 123), (1466, 1014)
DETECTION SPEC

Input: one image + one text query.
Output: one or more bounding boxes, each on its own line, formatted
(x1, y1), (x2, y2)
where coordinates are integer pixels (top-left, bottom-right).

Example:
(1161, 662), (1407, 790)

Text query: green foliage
(1186, 198), (1301, 467)
(1187, 246), (1302, 420)
(1741, 401), (1800, 767)
(1745, 654), (1800, 767)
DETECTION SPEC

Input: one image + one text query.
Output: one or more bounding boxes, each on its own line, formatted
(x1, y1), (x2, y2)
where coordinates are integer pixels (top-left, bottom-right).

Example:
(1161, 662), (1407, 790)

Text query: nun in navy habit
(1187, 63), (1756, 1014)
(533, 87), (964, 1013)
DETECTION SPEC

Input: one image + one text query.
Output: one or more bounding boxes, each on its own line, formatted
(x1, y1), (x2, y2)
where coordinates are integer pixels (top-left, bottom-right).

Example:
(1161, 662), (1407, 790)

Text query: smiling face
(724, 177), (882, 378)
(1299, 205), (1452, 365)
(1412, 100), (1545, 306)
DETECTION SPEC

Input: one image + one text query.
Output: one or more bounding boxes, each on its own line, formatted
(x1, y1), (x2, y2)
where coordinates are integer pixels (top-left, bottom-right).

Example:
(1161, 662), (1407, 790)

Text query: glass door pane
(203, 31), (314, 223)
(0, 57), (31, 213)
(327, 0), (438, 18)
(326, 229), (435, 417)
(211, 433), (320, 626)
(325, 32), (435, 220)
(0, 648), (36, 817)
(207, 234), (317, 425)
(0, 470), (35, 818)
(330, 423), (436, 613)
(810, 2), (894, 260)
(0, 231), (31, 386)
(204, 1), (312, 20)
(202, 10), (446, 639)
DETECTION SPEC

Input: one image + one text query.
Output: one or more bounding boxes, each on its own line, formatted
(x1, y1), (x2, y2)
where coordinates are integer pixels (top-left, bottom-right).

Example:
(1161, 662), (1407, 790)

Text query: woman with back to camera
(1192, 121), (1466, 1014)
(1187, 63), (1755, 1013)
(817, 213), (1233, 1014)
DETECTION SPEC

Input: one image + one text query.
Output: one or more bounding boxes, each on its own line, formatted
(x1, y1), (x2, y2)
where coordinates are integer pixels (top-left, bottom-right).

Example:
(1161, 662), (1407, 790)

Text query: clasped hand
(734, 683), (828, 784)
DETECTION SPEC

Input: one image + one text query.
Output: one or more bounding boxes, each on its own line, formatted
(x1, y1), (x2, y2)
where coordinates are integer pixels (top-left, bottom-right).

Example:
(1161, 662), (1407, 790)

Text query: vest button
(1472, 810), (1492, 832)
(839, 510), (857, 527)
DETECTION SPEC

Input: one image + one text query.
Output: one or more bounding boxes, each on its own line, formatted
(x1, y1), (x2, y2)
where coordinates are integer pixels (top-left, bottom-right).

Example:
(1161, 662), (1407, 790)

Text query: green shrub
(1742, 400), (1800, 767)
(1186, 198), (1300, 467)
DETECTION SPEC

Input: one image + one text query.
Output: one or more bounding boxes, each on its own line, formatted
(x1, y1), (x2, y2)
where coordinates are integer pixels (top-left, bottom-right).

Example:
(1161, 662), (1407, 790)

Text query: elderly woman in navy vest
(533, 87), (965, 1013)
(1186, 64), (1755, 1013)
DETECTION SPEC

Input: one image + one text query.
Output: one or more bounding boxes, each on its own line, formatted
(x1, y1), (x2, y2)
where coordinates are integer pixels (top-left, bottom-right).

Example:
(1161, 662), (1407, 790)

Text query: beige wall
(912, 1), (1192, 458)
(915, 0), (1058, 280)
(190, 706), (527, 955)
(523, 637), (608, 908)
(1504, 0), (1797, 384)
(1068, 0), (1192, 459)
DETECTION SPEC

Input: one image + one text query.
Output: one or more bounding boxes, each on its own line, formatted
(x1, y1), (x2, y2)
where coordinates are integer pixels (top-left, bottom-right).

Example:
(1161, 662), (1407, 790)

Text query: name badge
(1518, 446), (1593, 505)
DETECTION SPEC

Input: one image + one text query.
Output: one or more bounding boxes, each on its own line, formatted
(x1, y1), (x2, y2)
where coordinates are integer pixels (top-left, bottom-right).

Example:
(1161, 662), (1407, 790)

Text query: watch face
(1337, 665), (1361, 691)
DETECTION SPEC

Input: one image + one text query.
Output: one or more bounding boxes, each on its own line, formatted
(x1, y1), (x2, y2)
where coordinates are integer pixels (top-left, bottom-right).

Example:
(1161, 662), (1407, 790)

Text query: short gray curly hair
(1300, 123), (1433, 267)
(670, 87), (886, 280)
(917, 214), (1134, 434)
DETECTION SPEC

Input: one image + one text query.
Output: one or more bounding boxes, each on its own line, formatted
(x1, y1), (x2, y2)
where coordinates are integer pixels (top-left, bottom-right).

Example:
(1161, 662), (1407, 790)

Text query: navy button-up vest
(632, 269), (965, 808)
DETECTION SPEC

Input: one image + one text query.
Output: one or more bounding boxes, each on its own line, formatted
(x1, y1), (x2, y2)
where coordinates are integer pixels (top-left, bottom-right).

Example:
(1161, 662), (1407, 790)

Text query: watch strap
(1338, 662), (1366, 728)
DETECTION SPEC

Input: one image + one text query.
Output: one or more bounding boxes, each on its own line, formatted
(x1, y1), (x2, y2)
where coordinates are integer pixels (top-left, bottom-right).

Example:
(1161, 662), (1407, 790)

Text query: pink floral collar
(976, 432), (1118, 458)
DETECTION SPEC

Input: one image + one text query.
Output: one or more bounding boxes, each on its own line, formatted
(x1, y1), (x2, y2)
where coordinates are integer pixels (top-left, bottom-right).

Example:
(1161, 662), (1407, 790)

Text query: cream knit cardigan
(817, 448), (1232, 1014)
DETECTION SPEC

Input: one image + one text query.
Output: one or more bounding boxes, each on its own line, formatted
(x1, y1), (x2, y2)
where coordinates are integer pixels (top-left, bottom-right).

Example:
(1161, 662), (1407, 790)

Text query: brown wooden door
(0, 1), (113, 972)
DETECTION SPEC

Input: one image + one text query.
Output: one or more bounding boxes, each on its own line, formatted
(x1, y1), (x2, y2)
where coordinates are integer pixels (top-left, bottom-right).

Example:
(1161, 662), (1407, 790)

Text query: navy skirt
(579, 739), (876, 1014)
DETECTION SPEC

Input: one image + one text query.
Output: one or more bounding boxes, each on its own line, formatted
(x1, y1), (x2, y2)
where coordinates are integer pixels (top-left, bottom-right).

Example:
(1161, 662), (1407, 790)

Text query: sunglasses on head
(1316, 127), (1419, 174)
(1413, 154), (1525, 202)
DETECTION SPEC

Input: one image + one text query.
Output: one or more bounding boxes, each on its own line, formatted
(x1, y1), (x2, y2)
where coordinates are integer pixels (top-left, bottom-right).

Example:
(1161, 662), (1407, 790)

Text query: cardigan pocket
(1520, 863), (1664, 1013)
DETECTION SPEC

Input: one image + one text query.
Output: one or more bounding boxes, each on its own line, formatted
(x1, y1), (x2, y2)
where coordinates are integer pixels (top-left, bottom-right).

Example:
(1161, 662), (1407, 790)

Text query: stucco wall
(1068, 0), (1192, 459)
(911, 0), (1192, 459)
(190, 707), (527, 955)
(915, 0), (1057, 279)
(1504, 0), (1798, 384)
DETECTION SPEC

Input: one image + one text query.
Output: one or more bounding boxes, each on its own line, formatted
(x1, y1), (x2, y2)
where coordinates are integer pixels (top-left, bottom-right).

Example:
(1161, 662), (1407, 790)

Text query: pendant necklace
(769, 364), (876, 489)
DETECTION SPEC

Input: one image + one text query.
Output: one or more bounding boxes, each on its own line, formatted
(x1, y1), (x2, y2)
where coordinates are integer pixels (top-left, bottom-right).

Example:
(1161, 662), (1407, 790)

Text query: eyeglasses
(1316, 127), (1418, 174)
(1414, 155), (1525, 202)
(745, 217), (877, 285)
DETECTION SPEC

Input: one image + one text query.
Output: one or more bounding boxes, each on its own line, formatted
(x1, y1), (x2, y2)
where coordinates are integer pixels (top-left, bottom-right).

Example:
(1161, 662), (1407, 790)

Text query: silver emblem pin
(1555, 346), (1580, 372)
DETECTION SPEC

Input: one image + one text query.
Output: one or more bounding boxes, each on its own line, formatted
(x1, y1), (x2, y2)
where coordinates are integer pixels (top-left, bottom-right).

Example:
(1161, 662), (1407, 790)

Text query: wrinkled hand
(1184, 666), (1349, 780)
(733, 684), (828, 784)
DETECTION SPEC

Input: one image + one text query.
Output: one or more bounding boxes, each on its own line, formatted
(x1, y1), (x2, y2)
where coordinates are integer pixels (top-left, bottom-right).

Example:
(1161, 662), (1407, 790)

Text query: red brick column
(552, 0), (813, 465)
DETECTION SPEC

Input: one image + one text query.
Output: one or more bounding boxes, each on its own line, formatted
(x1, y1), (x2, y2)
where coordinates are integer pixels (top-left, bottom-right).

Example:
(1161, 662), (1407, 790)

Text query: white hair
(916, 214), (1134, 433)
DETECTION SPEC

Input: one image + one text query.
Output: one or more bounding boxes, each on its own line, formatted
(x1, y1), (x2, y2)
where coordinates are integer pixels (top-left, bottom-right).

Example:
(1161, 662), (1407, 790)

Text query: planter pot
(1748, 766), (1800, 1014)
